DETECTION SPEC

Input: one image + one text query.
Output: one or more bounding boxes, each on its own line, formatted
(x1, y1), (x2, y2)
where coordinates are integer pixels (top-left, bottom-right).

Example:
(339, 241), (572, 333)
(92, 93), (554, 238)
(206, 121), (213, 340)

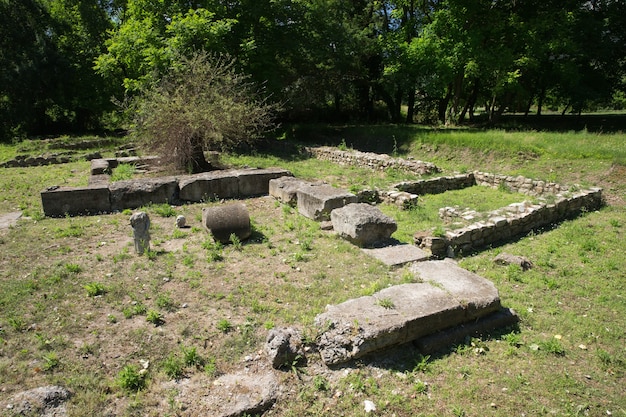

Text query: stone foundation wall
(306, 146), (440, 175)
(473, 171), (570, 195)
(420, 188), (604, 257)
(394, 173), (475, 195)
(0, 153), (102, 168)
(41, 168), (291, 217)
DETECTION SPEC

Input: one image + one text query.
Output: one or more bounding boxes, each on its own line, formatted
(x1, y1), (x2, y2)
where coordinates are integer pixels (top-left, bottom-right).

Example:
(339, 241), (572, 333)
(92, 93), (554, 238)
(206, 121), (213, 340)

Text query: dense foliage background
(2, 0), (625, 141)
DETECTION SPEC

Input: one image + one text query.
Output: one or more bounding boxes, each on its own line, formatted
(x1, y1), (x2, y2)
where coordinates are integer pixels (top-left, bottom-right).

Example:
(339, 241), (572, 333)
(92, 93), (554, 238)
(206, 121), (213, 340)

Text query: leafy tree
(95, 0), (234, 93)
(0, 0), (114, 141)
(130, 52), (278, 173)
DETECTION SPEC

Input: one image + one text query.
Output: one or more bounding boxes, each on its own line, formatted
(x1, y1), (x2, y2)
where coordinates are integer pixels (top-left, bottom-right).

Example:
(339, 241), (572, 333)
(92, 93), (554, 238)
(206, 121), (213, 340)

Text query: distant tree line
(2, 0), (625, 141)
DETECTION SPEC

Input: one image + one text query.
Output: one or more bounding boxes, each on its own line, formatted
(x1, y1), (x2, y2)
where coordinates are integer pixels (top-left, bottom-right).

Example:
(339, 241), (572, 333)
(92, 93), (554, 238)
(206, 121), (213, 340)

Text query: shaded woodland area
(2, 0), (625, 141)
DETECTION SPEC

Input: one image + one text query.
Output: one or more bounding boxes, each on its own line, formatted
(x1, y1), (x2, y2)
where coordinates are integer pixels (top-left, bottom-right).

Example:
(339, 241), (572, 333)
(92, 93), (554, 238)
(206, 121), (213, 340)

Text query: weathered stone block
(41, 185), (111, 217)
(179, 171), (239, 202)
(109, 177), (179, 211)
(296, 184), (357, 220)
(90, 158), (110, 175)
(265, 327), (304, 369)
(268, 176), (312, 205)
(331, 203), (397, 247)
(236, 167), (292, 197)
(314, 259), (501, 365)
(202, 203), (251, 244)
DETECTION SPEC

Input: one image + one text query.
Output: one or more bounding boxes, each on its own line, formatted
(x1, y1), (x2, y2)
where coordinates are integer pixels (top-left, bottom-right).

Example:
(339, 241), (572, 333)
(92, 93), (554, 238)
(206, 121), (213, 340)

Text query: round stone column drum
(202, 203), (251, 244)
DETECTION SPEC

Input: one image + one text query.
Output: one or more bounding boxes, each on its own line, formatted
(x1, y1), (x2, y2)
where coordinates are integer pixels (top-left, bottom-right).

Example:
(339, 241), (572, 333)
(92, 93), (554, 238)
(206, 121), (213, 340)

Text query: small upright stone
(176, 215), (186, 228)
(265, 327), (305, 369)
(130, 211), (150, 254)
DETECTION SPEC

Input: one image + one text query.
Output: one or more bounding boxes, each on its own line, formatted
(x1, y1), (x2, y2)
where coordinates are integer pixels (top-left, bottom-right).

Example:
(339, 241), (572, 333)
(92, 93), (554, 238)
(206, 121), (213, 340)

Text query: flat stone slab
(0, 212), (22, 230)
(235, 167), (292, 197)
(200, 369), (279, 417)
(179, 170), (240, 202)
(269, 176), (319, 206)
(179, 168), (292, 202)
(109, 176), (179, 211)
(41, 185), (111, 217)
(362, 243), (430, 266)
(415, 307), (518, 354)
(88, 174), (110, 186)
(90, 158), (110, 175)
(315, 259), (502, 365)
(297, 183), (357, 220)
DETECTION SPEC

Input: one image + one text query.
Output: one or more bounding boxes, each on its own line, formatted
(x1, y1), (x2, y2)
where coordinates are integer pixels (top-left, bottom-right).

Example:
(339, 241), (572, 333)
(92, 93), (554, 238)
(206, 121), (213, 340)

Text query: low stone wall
(420, 188), (604, 257)
(90, 156), (161, 175)
(1, 152), (106, 168)
(41, 167), (291, 217)
(394, 173), (475, 195)
(473, 171), (569, 196)
(306, 146), (440, 175)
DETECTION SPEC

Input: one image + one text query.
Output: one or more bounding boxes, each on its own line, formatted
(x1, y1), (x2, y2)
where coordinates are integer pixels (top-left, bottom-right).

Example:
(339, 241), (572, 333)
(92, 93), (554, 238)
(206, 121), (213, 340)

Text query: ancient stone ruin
(41, 166), (291, 217)
(330, 203), (397, 247)
(202, 203), (252, 244)
(129, 211), (151, 254)
(31, 143), (608, 414)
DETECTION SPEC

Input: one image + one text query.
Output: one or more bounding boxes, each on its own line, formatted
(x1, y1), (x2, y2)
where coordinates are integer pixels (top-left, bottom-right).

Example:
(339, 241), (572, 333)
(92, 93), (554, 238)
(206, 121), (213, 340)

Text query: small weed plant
(376, 297), (395, 309)
(116, 365), (146, 392)
(84, 282), (107, 297)
(217, 318), (233, 333)
(111, 163), (136, 181)
(146, 310), (164, 326)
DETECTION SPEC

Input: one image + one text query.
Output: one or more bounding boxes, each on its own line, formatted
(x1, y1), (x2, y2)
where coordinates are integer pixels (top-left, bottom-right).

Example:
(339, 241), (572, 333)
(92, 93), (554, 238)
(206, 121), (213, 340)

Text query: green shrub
(130, 52), (278, 173)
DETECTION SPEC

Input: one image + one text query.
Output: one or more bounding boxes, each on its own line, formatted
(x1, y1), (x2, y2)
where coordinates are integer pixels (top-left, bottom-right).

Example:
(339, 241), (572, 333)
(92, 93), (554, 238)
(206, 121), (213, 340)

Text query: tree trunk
(406, 88), (416, 123)
(524, 93), (534, 117)
(189, 138), (213, 173)
(536, 86), (546, 116)
(438, 84), (452, 124)
(393, 87), (403, 122)
(458, 80), (479, 124)
(447, 72), (463, 125)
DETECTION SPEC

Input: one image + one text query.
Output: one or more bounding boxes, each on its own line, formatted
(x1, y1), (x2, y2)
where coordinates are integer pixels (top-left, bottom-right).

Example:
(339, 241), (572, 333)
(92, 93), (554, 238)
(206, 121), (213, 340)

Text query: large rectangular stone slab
(297, 184), (357, 221)
(410, 259), (502, 320)
(109, 177), (179, 211)
(314, 259), (502, 365)
(179, 171), (239, 202)
(362, 244), (430, 266)
(269, 176), (313, 206)
(236, 167), (292, 197)
(41, 185), (111, 217)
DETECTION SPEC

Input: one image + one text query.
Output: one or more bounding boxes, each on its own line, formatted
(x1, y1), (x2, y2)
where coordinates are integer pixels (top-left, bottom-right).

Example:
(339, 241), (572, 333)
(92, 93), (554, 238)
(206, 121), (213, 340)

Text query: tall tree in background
(3, 0), (626, 142)
(0, 0), (114, 141)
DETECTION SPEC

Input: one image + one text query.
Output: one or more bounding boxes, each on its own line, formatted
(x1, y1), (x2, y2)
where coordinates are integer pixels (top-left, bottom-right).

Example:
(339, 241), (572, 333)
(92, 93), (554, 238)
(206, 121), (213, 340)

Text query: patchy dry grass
(0, 128), (625, 416)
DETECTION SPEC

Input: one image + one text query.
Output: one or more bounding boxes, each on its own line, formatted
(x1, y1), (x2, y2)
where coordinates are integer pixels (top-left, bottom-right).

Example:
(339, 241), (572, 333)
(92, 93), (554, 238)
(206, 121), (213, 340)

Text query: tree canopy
(2, 0), (625, 141)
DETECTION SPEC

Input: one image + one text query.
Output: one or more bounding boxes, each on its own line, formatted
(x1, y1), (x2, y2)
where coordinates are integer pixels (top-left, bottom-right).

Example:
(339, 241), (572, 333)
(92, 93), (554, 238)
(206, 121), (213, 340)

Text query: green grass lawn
(0, 125), (624, 417)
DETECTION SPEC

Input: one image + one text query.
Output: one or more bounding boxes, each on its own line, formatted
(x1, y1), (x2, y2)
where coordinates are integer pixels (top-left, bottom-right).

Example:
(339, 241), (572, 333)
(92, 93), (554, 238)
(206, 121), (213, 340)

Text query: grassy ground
(0, 124), (624, 417)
